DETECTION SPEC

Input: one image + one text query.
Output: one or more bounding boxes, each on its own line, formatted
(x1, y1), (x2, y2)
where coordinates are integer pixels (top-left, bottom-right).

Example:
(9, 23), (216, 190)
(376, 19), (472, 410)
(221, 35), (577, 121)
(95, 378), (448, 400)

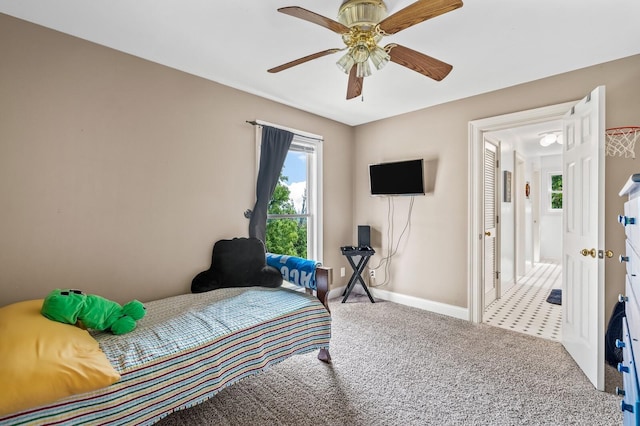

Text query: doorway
(467, 100), (577, 325)
(481, 123), (564, 341)
(469, 88), (607, 390)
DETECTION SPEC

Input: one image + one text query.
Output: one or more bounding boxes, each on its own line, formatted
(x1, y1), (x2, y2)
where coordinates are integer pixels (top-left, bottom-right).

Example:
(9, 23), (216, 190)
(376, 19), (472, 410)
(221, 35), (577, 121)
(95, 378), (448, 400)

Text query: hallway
(483, 260), (562, 341)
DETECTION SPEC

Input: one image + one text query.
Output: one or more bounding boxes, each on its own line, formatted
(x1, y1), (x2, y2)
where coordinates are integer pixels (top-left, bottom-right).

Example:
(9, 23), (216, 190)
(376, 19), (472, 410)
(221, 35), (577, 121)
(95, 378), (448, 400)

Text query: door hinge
(496, 159), (500, 168)
(496, 215), (499, 224)
(496, 271), (500, 279)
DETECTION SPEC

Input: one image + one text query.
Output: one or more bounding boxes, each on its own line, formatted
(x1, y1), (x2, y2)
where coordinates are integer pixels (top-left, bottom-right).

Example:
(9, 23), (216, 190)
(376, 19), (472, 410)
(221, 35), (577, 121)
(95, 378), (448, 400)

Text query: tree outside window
(550, 173), (562, 210)
(266, 173), (308, 258)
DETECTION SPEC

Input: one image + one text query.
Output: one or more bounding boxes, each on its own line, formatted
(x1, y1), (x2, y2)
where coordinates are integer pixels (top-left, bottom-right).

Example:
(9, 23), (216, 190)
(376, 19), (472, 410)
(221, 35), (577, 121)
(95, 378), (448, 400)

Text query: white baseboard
(329, 286), (469, 321)
(328, 286), (347, 300)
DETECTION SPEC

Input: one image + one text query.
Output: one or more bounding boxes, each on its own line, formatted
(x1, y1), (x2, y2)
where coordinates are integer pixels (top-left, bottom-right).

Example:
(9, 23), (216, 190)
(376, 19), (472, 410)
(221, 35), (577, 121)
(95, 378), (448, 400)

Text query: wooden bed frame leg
(315, 266), (332, 314)
(318, 348), (331, 363)
(315, 266), (332, 363)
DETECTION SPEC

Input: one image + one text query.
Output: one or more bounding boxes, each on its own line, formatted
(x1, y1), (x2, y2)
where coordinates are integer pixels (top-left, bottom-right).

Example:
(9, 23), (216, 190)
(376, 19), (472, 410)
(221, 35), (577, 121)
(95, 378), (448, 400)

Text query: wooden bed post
(315, 266), (332, 363)
(314, 266), (331, 313)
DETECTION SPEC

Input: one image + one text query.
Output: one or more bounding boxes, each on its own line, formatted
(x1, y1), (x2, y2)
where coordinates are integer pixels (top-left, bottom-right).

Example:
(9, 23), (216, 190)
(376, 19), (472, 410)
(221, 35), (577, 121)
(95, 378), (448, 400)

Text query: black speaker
(358, 225), (371, 248)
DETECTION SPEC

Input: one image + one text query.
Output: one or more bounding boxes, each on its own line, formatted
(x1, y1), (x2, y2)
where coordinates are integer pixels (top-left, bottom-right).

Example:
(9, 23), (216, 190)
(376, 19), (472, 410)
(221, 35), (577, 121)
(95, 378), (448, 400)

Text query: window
(256, 127), (322, 261)
(549, 172), (562, 210)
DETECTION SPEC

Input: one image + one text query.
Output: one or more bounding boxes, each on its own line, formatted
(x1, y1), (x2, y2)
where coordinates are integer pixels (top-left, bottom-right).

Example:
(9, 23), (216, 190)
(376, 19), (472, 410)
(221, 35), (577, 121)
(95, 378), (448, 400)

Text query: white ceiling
(1, 0), (639, 129)
(487, 120), (564, 158)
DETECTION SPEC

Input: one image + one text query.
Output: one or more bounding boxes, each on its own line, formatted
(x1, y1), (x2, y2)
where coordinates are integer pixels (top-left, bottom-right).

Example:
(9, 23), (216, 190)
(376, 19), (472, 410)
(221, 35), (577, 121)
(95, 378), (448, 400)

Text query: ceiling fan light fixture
(539, 134), (557, 147)
(369, 45), (389, 70)
(338, 0), (387, 28)
(336, 52), (355, 74)
(350, 44), (370, 63)
(356, 60), (372, 78)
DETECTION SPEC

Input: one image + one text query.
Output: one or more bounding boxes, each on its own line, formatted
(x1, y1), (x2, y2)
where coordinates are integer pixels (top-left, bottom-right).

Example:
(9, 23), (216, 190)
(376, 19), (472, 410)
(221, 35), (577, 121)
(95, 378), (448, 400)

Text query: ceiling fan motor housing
(338, 0), (388, 28)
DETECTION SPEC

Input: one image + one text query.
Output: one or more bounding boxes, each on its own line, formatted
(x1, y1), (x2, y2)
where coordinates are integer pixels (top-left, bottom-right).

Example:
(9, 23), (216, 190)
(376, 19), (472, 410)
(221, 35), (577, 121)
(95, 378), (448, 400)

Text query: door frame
(514, 151), (526, 279)
(468, 100), (578, 323)
(532, 170), (541, 264)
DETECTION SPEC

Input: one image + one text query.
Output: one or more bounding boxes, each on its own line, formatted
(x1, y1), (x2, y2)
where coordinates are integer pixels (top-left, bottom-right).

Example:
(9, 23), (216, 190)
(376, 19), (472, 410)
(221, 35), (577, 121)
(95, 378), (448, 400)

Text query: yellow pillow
(0, 299), (121, 416)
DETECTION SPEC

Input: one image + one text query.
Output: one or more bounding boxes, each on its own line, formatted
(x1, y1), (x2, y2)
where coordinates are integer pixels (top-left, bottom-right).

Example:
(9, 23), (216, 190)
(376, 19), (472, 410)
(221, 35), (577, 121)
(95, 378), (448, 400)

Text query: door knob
(581, 248), (596, 258)
(605, 250), (614, 258)
(485, 231), (491, 237)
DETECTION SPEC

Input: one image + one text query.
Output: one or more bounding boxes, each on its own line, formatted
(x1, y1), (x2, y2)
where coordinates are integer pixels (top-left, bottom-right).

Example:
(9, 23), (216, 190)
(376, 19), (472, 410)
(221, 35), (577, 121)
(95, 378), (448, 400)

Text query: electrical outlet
(340, 267), (346, 277)
(369, 269), (375, 279)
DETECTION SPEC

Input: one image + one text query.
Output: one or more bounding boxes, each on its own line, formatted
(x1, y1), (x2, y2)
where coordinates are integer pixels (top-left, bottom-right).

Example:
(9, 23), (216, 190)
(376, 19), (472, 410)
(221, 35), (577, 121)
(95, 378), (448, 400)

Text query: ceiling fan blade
(378, 0), (463, 35)
(268, 48), (342, 73)
(386, 44), (453, 81)
(278, 6), (350, 34)
(346, 66), (363, 100)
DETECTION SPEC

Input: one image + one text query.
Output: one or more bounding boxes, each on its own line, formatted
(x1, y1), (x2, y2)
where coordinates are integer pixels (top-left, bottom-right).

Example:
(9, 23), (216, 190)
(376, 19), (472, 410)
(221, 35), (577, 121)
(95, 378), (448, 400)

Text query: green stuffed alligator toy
(41, 289), (146, 335)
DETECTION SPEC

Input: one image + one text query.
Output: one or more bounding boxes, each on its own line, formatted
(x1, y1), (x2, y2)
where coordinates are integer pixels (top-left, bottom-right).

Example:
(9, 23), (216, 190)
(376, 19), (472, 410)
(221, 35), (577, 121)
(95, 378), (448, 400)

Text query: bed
(0, 267), (331, 426)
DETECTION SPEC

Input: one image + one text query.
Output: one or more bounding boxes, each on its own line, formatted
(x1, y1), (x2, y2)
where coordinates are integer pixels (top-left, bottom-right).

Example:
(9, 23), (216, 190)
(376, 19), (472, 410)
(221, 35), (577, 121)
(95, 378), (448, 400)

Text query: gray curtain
(248, 126), (293, 243)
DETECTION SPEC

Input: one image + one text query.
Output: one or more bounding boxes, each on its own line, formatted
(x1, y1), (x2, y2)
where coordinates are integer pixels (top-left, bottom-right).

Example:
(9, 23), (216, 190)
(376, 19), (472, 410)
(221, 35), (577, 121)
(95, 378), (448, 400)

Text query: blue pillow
(266, 253), (320, 290)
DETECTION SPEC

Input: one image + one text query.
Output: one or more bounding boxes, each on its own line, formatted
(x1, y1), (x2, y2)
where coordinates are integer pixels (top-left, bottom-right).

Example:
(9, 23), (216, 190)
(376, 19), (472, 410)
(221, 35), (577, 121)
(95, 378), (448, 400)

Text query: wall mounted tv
(369, 158), (425, 196)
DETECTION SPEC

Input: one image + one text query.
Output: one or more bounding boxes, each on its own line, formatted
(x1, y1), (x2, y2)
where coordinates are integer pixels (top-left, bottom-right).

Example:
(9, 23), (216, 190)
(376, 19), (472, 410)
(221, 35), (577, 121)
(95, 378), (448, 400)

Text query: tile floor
(484, 259), (562, 341)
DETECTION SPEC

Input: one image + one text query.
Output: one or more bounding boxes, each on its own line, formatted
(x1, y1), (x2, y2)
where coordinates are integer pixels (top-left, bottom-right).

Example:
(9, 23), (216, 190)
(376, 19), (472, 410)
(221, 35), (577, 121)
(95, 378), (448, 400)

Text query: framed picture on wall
(503, 170), (512, 202)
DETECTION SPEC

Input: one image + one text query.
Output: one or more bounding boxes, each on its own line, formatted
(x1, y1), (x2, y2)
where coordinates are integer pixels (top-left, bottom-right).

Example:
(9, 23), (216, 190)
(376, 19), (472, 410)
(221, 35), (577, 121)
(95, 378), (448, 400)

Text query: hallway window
(549, 173), (563, 210)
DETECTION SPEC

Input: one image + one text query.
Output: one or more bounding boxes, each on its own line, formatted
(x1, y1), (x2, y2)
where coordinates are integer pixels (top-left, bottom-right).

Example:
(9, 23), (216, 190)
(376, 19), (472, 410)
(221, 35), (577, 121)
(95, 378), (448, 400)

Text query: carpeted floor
(157, 296), (621, 425)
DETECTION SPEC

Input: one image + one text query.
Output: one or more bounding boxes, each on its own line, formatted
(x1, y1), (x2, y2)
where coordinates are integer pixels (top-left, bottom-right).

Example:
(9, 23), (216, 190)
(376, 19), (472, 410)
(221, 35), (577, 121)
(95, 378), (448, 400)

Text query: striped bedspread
(1, 287), (331, 425)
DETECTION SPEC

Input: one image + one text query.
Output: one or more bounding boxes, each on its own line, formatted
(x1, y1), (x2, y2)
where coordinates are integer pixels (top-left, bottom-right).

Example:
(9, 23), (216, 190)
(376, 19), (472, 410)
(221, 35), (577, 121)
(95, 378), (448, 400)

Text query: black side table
(340, 246), (376, 303)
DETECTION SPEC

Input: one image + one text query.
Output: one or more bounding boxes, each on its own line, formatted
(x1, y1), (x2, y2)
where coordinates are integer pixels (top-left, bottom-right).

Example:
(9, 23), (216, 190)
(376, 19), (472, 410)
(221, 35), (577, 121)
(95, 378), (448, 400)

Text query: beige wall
(0, 14), (354, 306)
(354, 54), (640, 314)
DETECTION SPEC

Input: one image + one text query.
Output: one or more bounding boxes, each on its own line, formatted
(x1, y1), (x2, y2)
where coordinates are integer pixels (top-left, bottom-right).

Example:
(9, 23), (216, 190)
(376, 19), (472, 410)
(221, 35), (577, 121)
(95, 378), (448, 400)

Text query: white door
(561, 86), (606, 390)
(484, 140), (499, 308)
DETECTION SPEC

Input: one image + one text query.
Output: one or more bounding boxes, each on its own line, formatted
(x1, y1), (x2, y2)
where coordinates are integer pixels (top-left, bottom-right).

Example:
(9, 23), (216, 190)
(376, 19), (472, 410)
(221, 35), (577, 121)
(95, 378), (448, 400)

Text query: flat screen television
(369, 158), (425, 196)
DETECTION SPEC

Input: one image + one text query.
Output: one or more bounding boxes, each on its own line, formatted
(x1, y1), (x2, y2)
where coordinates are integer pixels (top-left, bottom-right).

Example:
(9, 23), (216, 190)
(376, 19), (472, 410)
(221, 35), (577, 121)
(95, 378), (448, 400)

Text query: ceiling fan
(267, 0), (463, 100)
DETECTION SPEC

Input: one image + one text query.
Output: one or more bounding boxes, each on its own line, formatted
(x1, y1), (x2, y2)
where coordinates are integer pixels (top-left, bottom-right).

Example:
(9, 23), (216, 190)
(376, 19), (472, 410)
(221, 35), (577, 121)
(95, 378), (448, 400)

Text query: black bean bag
(605, 301), (626, 366)
(191, 237), (283, 293)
